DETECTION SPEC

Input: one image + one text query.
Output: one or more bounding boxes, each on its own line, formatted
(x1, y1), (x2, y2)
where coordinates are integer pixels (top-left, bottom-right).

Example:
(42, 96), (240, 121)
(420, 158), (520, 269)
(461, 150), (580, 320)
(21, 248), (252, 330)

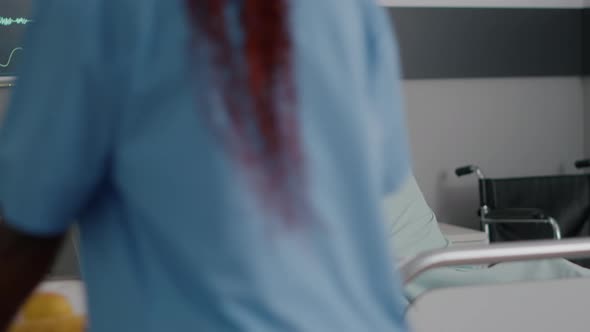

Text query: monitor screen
(0, 0), (32, 77)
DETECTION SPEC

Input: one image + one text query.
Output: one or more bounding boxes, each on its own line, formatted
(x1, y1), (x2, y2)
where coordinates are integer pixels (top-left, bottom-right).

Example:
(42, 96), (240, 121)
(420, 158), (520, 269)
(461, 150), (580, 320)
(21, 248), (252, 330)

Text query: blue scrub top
(0, 0), (410, 331)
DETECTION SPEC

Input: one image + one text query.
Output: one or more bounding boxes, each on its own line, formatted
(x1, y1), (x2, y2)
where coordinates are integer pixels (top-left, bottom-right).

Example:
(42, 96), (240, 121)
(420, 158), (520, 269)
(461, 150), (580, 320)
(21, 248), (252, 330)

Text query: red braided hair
(185, 0), (307, 224)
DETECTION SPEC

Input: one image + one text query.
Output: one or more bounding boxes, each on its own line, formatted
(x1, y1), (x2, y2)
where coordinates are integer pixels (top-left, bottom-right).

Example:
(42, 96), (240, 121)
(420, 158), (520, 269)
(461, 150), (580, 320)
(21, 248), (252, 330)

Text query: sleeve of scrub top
(0, 1), (112, 236)
(370, 7), (411, 195)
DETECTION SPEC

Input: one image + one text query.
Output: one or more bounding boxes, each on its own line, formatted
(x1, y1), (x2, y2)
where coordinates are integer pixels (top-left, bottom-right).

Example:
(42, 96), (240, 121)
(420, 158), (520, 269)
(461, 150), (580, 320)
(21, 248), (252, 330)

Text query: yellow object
(8, 316), (85, 332)
(22, 293), (73, 321)
(9, 292), (86, 332)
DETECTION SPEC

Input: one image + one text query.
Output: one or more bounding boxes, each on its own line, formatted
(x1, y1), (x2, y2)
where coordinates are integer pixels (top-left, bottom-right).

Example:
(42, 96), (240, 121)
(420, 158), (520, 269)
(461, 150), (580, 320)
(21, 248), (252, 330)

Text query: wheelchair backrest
(479, 175), (590, 243)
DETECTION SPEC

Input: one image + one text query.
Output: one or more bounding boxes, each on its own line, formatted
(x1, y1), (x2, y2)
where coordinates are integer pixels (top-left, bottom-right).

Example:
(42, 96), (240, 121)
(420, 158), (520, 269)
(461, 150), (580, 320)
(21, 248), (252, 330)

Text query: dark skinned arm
(0, 221), (65, 331)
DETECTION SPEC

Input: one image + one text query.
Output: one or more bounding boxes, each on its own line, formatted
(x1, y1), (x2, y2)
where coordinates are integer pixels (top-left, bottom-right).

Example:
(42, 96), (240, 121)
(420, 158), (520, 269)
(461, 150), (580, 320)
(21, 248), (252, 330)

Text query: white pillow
(382, 176), (449, 260)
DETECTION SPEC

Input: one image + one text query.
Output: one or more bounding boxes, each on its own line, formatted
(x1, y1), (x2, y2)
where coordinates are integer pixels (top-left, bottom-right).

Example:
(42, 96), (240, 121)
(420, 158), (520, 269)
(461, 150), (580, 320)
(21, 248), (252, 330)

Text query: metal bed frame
(401, 238), (590, 332)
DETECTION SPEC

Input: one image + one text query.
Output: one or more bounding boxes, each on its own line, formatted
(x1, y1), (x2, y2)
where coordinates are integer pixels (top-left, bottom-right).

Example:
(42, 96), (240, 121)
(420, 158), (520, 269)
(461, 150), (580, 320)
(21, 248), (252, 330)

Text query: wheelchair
(455, 162), (590, 267)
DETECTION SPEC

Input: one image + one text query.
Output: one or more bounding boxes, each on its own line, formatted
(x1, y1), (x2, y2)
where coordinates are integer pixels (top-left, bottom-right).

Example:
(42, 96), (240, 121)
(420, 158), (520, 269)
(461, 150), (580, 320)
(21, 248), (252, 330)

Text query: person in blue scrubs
(0, 0), (411, 331)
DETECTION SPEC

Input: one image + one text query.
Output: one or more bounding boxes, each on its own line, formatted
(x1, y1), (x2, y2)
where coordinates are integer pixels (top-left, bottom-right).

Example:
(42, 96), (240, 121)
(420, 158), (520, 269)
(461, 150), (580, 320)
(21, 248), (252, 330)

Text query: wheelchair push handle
(455, 165), (476, 177)
(575, 159), (590, 169)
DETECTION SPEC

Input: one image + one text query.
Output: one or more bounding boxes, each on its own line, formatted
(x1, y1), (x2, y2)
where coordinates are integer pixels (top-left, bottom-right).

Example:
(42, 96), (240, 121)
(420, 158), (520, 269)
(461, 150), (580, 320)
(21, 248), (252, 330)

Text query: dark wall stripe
(390, 8), (584, 79)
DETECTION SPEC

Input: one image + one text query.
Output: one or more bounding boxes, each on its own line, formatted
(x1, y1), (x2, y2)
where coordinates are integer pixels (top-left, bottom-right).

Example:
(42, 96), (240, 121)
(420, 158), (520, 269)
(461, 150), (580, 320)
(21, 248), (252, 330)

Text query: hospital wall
(405, 77), (585, 229)
(388, 3), (588, 229)
(0, 87), (8, 114)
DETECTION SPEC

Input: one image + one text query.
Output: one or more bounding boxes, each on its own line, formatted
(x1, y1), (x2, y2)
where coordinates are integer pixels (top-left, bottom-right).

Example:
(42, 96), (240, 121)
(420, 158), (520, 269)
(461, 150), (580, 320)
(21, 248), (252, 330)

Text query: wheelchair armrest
(481, 209), (562, 240)
(484, 208), (547, 220)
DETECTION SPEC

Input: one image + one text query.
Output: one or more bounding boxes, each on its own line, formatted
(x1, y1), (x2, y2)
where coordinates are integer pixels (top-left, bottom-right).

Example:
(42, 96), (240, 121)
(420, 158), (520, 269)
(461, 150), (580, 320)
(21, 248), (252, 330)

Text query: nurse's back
(0, 0), (410, 331)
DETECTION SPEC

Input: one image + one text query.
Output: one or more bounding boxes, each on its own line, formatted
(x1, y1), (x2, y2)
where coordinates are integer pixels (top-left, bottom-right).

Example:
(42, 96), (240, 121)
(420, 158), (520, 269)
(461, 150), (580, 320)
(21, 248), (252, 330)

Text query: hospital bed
(41, 233), (590, 331)
(402, 238), (590, 332)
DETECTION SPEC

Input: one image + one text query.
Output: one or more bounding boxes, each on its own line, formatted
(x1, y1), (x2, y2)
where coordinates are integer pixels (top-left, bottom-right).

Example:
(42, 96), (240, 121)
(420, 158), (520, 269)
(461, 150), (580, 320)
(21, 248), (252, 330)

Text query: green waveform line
(0, 47), (23, 68)
(0, 17), (33, 26)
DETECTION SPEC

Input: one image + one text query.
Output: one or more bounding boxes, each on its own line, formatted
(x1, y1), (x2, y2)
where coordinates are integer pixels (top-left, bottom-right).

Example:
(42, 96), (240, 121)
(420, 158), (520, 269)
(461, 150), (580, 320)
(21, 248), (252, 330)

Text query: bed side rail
(401, 238), (590, 285)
